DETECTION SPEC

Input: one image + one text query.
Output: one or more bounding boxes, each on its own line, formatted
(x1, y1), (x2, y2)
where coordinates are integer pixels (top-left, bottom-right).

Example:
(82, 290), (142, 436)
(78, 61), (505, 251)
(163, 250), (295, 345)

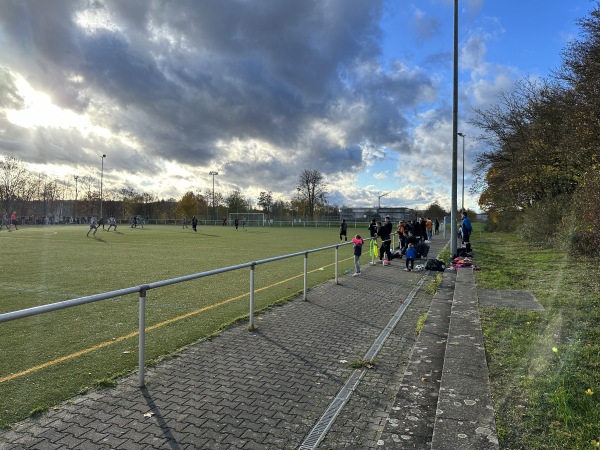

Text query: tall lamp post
(209, 171), (218, 222)
(457, 132), (465, 212)
(100, 154), (106, 218)
(74, 175), (79, 219)
(450, 0), (459, 257)
(377, 192), (389, 217)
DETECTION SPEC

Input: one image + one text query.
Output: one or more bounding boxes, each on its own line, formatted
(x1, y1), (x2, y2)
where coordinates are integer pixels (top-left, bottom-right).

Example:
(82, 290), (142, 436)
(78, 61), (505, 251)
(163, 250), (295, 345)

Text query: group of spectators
(363, 216), (438, 266)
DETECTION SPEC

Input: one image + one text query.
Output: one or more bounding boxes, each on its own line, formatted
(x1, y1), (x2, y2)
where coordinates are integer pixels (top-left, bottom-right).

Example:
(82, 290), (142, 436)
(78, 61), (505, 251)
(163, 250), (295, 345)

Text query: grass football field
(0, 223), (360, 427)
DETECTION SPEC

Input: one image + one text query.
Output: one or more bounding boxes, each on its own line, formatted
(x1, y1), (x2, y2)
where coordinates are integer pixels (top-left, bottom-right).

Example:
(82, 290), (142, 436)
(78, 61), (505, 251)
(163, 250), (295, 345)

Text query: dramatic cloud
(0, 0), (589, 210)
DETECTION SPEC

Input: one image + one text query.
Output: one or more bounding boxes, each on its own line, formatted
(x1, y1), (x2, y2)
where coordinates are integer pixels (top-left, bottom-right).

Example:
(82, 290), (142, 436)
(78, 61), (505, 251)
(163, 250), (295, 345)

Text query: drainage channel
(298, 274), (429, 450)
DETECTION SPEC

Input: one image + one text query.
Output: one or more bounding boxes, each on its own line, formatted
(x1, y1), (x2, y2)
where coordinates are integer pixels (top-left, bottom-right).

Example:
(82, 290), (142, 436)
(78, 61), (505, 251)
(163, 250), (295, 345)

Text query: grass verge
(475, 233), (599, 449)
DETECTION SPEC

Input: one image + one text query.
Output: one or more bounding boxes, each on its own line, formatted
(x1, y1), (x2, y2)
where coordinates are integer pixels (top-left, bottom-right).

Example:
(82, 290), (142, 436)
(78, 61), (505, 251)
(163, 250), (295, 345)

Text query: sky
(0, 0), (595, 213)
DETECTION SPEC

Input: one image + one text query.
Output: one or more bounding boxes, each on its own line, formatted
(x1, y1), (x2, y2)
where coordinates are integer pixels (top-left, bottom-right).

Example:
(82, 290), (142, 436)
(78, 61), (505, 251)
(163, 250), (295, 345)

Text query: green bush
(482, 209), (522, 232)
(566, 171), (600, 258)
(517, 196), (571, 248)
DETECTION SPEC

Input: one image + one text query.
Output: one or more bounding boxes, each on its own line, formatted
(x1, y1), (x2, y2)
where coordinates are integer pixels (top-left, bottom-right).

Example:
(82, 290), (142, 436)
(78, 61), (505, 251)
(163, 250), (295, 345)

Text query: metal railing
(0, 239), (375, 387)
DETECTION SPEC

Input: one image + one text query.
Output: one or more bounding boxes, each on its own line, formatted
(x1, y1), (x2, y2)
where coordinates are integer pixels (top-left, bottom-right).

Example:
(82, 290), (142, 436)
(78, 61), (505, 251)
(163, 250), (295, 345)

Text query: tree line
(471, 4), (600, 257)
(0, 157), (340, 222)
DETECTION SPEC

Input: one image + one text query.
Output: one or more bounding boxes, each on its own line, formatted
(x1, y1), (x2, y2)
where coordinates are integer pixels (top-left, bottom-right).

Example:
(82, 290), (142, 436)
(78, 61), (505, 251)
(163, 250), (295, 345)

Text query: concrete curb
(431, 267), (499, 450)
(376, 269), (455, 448)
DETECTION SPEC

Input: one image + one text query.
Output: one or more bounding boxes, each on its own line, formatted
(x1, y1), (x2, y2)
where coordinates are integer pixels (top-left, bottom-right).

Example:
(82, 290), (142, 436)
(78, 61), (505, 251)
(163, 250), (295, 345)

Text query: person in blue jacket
(404, 243), (417, 271)
(461, 211), (473, 246)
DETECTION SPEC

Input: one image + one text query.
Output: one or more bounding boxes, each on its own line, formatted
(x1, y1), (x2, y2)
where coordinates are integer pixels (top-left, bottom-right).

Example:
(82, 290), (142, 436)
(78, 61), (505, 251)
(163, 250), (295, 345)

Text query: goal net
(228, 212), (266, 227)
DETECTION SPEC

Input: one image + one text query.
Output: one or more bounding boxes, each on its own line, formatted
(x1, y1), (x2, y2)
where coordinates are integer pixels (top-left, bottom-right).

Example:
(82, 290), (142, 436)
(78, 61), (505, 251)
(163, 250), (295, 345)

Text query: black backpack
(425, 259), (446, 271)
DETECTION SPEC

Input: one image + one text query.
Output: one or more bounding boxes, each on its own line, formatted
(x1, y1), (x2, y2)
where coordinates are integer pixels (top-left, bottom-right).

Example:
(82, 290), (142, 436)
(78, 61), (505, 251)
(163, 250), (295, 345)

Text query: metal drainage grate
(298, 275), (428, 450)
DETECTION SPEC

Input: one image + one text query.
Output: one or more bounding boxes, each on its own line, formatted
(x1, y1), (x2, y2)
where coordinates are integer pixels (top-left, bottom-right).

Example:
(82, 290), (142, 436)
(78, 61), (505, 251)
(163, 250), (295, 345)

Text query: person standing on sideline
(426, 217), (433, 241)
(234, 217), (239, 230)
(242, 217), (247, 230)
(87, 216), (98, 237)
(107, 216), (117, 231)
(434, 218), (440, 235)
(192, 215), (198, 232)
(461, 211), (473, 249)
(376, 216), (393, 265)
(397, 221), (406, 249)
(368, 218), (377, 239)
(182, 215), (187, 229)
(404, 243), (417, 271)
(351, 234), (363, 276)
(339, 219), (348, 242)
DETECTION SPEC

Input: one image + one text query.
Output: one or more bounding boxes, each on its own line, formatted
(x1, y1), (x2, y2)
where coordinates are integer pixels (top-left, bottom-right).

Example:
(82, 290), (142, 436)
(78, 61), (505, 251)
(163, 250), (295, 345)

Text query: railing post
(335, 245), (339, 285)
(303, 252), (308, 301)
(249, 263), (256, 330)
(138, 285), (149, 387)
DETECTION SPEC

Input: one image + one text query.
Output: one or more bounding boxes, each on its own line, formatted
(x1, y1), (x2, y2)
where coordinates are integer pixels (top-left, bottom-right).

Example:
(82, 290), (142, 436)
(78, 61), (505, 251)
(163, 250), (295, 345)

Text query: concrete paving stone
(194, 419), (226, 435)
(445, 329), (484, 346)
(193, 426), (226, 443)
(240, 439), (267, 450)
(234, 410), (259, 424)
(21, 439), (62, 450)
(436, 389), (496, 422)
(431, 417), (499, 450)
(449, 311), (480, 325)
(439, 371), (495, 397)
(116, 439), (147, 450)
(114, 429), (148, 445)
(59, 424), (90, 439)
(77, 428), (111, 444)
(478, 289), (544, 310)
(223, 431), (267, 448)
(0, 436), (40, 450)
(442, 356), (490, 378)
(57, 433), (91, 448)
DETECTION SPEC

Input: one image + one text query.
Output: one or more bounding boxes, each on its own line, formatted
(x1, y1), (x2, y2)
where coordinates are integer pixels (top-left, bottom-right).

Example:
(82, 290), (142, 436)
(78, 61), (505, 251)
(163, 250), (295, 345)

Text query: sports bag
(425, 259), (446, 271)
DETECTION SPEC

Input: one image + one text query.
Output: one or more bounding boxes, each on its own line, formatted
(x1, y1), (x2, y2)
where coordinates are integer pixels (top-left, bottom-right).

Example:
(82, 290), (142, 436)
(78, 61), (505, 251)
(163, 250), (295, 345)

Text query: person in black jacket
(376, 216), (393, 265)
(368, 218), (377, 239)
(420, 218), (427, 243)
(339, 219), (348, 242)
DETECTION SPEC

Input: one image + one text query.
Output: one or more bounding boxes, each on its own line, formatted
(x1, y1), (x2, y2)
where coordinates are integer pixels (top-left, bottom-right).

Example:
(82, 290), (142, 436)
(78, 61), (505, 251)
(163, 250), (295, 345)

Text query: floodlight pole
(451, 0), (459, 257)
(377, 192), (389, 217)
(458, 132), (465, 212)
(209, 171), (218, 222)
(100, 154), (106, 218)
(74, 175), (78, 218)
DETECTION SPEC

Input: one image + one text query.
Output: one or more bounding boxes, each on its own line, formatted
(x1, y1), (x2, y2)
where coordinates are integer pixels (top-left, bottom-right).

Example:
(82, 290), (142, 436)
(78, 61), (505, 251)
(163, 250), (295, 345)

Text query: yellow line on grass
(0, 258), (352, 384)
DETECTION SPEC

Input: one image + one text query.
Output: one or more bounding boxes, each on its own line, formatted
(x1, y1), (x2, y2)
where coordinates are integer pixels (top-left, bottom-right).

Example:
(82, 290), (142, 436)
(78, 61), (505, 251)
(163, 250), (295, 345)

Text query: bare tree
(0, 155), (29, 213)
(297, 169), (326, 220)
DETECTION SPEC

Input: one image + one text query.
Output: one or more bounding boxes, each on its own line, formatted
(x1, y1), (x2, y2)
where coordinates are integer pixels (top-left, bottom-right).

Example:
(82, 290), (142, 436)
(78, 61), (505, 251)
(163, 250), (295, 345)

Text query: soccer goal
(228, 212), (266, 227)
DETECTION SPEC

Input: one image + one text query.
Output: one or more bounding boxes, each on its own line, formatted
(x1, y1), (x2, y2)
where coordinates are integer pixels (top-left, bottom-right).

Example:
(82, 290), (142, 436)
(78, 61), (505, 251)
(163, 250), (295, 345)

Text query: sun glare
(5, 73), (110, 138)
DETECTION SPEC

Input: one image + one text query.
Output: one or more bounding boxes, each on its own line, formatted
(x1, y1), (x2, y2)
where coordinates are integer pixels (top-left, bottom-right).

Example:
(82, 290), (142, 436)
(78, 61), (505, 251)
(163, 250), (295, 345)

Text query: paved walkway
(1, 235), (452, 449)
